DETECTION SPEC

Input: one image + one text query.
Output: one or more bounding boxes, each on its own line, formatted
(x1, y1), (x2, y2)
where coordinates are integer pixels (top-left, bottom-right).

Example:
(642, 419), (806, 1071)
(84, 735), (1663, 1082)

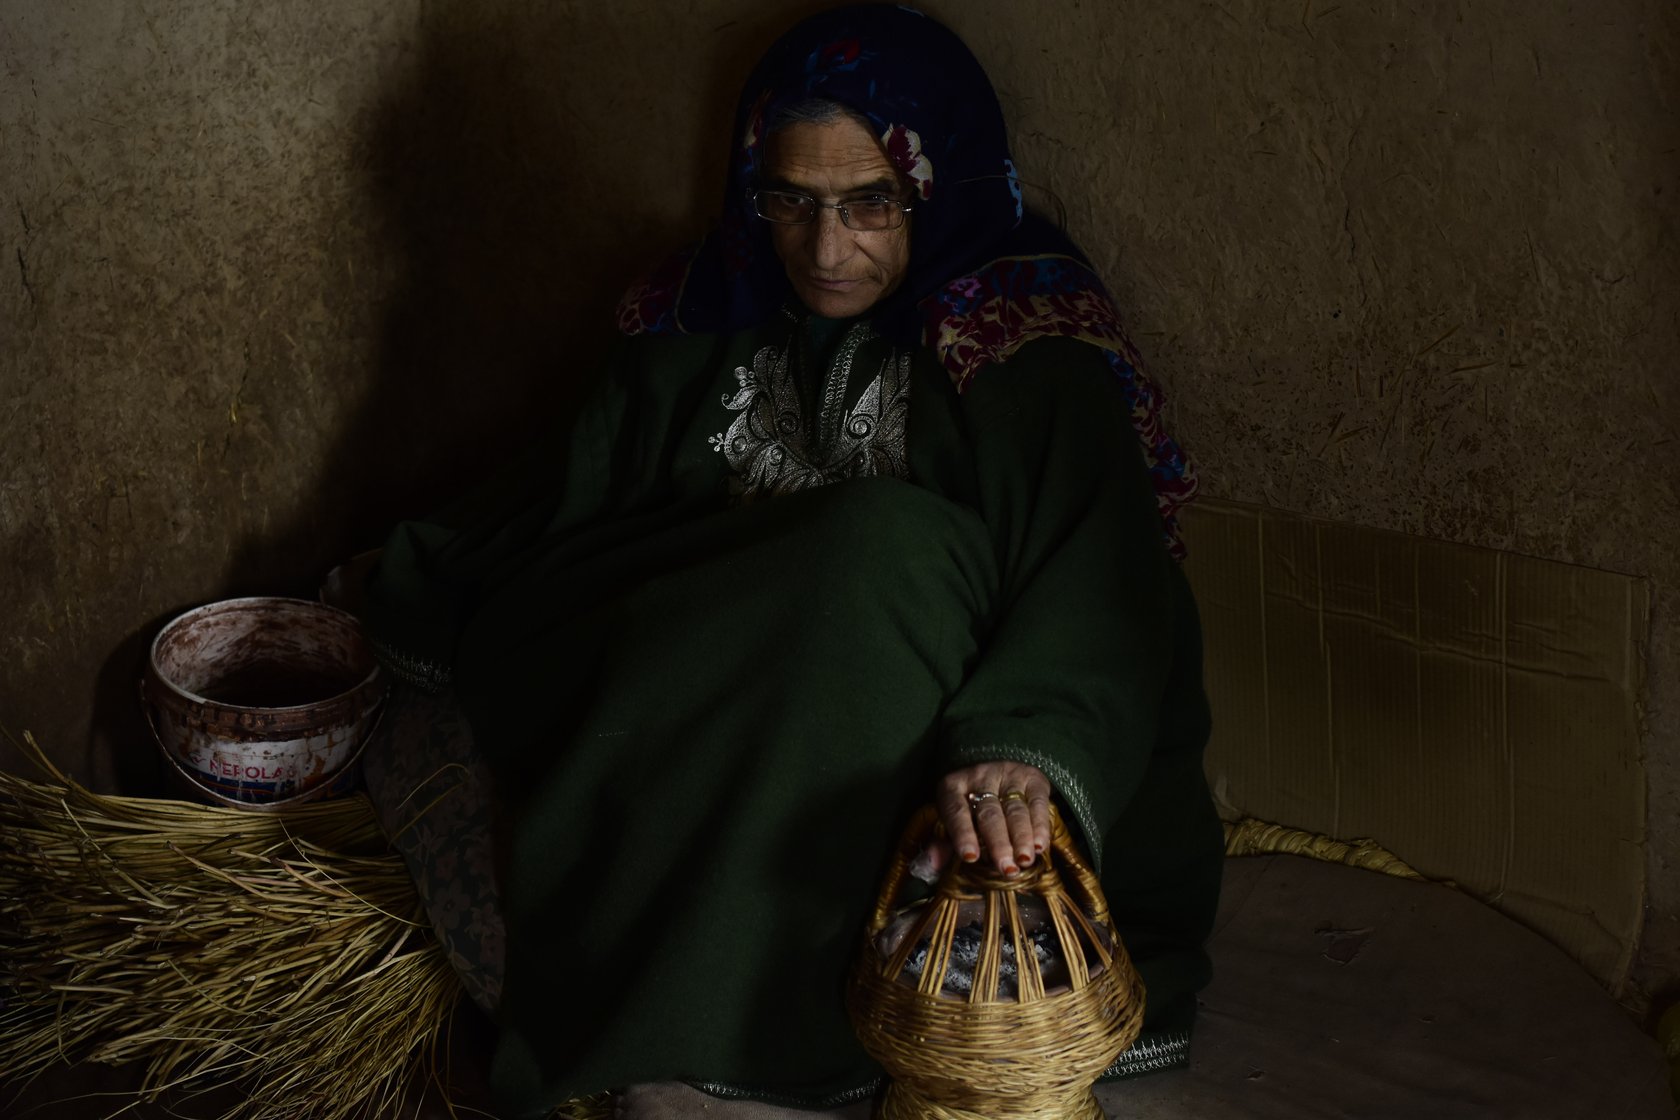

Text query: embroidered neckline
(708, 320), (911, 501)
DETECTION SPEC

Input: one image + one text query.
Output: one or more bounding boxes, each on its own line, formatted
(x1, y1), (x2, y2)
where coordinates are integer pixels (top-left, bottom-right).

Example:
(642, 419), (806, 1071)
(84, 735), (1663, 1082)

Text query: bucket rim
(145, 595), (383, 716)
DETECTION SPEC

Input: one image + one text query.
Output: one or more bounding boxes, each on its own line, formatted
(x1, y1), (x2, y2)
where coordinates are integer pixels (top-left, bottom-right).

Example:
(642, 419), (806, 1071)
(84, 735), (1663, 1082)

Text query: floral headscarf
(616, 3), (1198, 555)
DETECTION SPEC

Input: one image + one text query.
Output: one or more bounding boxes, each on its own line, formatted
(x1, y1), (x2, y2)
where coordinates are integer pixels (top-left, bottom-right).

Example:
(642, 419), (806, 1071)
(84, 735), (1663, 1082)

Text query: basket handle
(864, 801), (1110, 939)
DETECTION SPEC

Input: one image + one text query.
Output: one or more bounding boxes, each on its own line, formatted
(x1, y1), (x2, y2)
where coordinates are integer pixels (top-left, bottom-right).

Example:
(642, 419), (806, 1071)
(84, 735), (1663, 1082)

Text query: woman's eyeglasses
(749, 189), (912, 231)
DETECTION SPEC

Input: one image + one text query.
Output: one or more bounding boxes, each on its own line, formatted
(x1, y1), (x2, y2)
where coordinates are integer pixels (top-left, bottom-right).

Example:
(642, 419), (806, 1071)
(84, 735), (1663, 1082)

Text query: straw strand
(0, 730), (462, 1120)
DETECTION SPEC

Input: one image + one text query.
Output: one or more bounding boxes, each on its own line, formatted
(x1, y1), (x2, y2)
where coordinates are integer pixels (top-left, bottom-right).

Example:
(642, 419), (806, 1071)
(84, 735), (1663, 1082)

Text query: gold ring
(1000, 790), (1028, 804)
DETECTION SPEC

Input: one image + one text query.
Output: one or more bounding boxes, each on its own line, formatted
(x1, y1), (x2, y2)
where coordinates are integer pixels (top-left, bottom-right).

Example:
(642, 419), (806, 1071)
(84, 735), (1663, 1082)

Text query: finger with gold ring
(1000, 790), (1028, 805)
(966, 790), (999, 810)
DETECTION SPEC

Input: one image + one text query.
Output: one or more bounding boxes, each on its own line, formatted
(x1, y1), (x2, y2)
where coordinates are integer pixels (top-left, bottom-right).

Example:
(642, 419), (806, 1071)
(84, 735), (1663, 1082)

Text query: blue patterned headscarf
(617, 3), (1200, 554)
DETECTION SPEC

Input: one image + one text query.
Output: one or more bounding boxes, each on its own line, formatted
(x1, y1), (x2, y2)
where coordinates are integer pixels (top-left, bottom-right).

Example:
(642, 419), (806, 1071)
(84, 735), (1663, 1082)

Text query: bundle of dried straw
(0, 731), (461, 1120)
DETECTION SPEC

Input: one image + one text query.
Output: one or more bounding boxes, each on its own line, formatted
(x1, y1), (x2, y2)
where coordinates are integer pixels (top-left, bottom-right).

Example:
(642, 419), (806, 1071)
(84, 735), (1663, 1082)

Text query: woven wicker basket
(846, 805), (1144, 1119)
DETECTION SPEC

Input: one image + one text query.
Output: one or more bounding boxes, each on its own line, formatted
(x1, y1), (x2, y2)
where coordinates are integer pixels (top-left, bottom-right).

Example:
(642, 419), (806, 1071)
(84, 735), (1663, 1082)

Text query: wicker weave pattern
(847, 806), (1144, 1119)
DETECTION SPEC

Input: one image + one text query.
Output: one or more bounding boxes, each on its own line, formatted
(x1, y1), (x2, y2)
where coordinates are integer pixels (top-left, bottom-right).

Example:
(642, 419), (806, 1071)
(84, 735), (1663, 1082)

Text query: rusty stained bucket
(143, 597), (385, 807)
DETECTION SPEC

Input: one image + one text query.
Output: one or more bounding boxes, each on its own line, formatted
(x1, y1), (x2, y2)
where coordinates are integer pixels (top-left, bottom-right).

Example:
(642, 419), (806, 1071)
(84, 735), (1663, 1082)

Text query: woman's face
(763, 116), (913, 319)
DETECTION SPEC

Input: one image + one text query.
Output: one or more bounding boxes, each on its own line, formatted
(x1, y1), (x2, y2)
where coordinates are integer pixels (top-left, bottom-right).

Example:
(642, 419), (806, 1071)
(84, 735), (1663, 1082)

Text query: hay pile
(0, 731), (462, 1120)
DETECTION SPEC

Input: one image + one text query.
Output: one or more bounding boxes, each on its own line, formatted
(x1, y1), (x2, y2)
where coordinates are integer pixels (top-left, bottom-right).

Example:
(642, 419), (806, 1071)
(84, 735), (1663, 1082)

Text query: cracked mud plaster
(2, 0), (1677, 994)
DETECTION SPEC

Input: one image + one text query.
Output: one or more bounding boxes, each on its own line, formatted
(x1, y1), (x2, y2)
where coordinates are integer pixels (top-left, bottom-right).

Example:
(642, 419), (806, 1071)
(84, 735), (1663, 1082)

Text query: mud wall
(3, 1), (1675, 996)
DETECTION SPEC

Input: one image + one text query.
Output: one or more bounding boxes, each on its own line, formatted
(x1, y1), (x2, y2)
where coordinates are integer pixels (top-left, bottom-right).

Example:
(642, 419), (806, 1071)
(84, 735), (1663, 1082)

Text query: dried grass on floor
(1222, 817), (1426, 881)
(0, 731), (462, 1120)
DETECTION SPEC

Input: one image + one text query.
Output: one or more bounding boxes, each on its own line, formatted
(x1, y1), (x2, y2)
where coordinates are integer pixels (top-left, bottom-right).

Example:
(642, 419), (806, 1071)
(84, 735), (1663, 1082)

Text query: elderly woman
(361, 5), (1221, 1114)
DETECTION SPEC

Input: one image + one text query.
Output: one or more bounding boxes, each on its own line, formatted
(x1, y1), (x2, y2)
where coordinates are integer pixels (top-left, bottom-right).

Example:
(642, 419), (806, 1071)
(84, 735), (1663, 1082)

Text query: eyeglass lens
(754, 191), (906, 230)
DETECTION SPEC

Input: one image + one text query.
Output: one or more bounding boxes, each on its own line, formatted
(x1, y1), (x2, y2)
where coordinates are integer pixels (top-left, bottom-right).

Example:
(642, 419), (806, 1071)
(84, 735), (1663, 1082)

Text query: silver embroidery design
(369, 635), (453, 694)
(708, 322), (910, 500)
(1101, 1029), (1192, 1078)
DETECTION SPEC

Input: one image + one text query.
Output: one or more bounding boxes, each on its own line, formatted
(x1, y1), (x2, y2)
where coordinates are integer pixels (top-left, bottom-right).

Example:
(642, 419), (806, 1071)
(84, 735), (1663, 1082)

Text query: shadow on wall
(260, 9), (683, 568)
(229, 2), (802, 568)
(86, 3), (820, 795)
